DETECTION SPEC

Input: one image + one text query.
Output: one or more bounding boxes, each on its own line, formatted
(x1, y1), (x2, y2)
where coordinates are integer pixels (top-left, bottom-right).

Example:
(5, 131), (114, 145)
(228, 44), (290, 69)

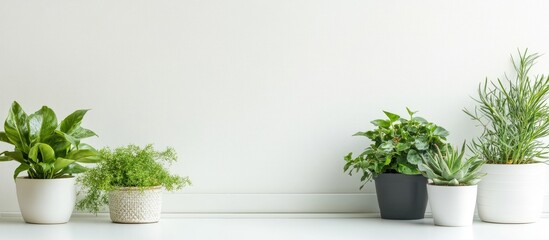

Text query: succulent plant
(418, 142), (485, 186)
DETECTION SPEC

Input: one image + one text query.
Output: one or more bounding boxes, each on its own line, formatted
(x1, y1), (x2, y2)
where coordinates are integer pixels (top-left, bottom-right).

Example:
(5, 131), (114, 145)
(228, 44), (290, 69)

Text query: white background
(1, 0), (549, 213)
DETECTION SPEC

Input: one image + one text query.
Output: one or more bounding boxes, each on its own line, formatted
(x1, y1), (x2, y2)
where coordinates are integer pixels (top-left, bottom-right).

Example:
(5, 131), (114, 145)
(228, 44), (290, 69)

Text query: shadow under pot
(108, 186), (163, 224)
(374, 173), (428, 220)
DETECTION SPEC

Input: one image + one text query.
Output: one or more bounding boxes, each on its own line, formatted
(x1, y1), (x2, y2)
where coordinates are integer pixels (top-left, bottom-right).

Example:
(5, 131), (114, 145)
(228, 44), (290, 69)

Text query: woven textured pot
(108, 186), (162, 223)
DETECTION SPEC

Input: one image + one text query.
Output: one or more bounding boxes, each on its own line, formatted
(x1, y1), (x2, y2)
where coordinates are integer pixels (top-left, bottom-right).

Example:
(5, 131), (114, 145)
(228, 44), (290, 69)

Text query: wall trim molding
(2, 212), (549, 219)
(158, 193), (549, 214)
(3, 193), (549, 214)
(162, 193), (380, 213)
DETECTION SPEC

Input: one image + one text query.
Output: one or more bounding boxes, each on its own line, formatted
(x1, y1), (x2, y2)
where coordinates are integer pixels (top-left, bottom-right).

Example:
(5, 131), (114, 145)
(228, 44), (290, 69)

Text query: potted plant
(0, 101), (100, 224)
(344, 108), (449, 219)
(77, 144), (191, 223)
(418, 142), (485, 226)
(464, 50), (549, 223)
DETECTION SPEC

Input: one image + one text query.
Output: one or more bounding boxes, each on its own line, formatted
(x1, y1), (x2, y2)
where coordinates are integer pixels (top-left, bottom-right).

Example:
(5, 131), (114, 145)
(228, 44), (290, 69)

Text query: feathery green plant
(464, 49), (549, 164)
(419, 142), (485, 186)
(76, 144), (191, 214)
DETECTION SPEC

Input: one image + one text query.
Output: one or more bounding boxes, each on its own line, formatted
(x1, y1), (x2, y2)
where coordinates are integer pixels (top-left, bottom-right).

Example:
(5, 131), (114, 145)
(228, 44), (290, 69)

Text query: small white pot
(477, 163), (546, 223)
(427, 184), (477, 227)
(108, 186), (163, 224)
(15, 176), (76, 224)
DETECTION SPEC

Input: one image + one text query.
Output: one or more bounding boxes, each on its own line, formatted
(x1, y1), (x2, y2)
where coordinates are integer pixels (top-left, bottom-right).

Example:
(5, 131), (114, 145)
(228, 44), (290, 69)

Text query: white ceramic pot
(427, 184), (477, 227)
(15, 176), (76, 224)
(477, 163), (546, 223)
(109, 186), (162, 224)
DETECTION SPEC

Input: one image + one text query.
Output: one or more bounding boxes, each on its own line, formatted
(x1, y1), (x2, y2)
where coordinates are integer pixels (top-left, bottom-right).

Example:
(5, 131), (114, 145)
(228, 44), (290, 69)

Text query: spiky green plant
(418, 142), (485, 186)
(464, 49), (549, 164)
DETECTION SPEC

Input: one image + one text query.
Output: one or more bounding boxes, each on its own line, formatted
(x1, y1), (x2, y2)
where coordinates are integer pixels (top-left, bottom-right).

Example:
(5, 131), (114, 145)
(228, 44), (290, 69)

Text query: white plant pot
(477, 163), (546, 223)
(427, 184), (477, 227)
(108, 186), (163, 224)
(15, 176), (76, 224)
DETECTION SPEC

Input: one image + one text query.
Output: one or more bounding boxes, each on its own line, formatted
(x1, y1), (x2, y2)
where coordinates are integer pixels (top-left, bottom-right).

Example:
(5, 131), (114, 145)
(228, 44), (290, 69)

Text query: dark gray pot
(374, 173), (428, 220)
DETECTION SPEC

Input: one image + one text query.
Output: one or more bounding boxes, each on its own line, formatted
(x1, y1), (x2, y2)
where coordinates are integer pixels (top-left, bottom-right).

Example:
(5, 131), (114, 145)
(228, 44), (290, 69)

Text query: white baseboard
(161, 193), (381, 213)
(160, 193), (549, 213)
(2, 193), (549, 214)
(2, 212), (549, 219)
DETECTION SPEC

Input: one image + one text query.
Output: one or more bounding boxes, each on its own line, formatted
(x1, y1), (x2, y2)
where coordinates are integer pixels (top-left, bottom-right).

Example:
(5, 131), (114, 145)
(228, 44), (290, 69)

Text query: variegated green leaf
(4, 101), (30, 152)
(28, 106), (57, 144)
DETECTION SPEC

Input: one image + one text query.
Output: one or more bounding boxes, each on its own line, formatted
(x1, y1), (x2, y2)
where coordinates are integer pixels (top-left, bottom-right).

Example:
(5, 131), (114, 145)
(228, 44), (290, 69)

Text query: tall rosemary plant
(464, 50), (549, 164)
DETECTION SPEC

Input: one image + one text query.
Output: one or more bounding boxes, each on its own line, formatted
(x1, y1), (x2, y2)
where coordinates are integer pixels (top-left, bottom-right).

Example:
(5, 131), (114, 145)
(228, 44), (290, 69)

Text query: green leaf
(380, 141), (394, 152)
(77, 143), (97, 151)
(395, 143), (410, 152)
(60, 109), (90, 135)
(406, 107), (417, 117)
(1, 151), (25, 163)
(468, 179), (481, 185)
(70, 127), (97, 139)
(412, 117), (428, 123)
(28, 143), (56, 163)
(371, 119), (390, 128)
(343, 161), (352, 172)
(38, 162), (53, 173)
(43, 133), (72, 157)
(432, 178), (446, 185)
(448, 179), (460, 186)
(0, 132), (10, 143)
(407, 149), (422, 164)
(14, 163), (30, 179)
(352, 132), (368, 137)
(67, 149), (101, 163)
(418, 163), (437, 179)
(383, 111), (401, 122)
(28, 106), (57, 144)
(433, 126), (449, 138)
(53, 158), (76, 172)
(364, 131), (376, 139)
(55, 130), (80, 148)
(397, 163), (419, 175)
(63, 163), (88, 174)
(4, 101), (30, 152)
(414, 138), (429, 150)
(384, 155), (391, 165)
(37, 143), (56, 163)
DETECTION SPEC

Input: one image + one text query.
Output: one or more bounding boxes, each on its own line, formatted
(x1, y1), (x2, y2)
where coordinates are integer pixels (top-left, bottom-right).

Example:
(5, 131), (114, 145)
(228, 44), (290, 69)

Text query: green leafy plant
(464, 49), (549, 164)
(0, 101), (100, 179)
(344, 108), (449, 189)
(76, 144), (192, 214)
(418, 142), (485, 186)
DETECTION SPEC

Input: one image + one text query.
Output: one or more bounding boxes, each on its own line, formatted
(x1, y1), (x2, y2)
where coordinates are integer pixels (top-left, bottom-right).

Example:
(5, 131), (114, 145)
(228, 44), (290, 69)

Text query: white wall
(1, 0), (549, 213)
